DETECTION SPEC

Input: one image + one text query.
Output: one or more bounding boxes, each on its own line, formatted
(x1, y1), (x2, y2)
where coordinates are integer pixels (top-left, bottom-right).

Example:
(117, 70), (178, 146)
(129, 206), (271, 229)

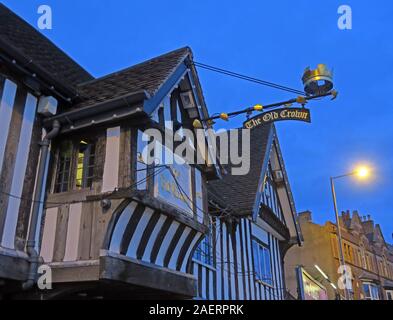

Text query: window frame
(53, 138), (97, 194)
(54, 141), (73, 193)
(193, 217), (214, 267)
(260, 163), (284, 222)
(362, 282), (380, 300)
(252, 239), (273, 286)
(75, 140), (96, 190)
(134, 89), (206, 220)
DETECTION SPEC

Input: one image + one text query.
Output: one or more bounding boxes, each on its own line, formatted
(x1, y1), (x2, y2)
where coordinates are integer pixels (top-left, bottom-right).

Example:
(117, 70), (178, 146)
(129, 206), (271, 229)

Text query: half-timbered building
(0, 4), (220, 299)
(1, 4), (303, 300)
(35, 46), (219, 299)
(0, 4), (93, 296)
(192, 124), (303, 300)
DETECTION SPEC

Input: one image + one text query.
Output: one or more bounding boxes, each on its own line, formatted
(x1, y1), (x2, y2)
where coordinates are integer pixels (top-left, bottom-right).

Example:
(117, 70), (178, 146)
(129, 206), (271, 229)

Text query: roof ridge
(77, 46), (191, 87)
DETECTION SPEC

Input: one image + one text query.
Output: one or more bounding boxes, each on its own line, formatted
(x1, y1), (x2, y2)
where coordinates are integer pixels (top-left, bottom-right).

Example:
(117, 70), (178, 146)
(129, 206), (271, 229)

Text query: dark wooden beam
(260, 205), (291, 241)
(0, 253), (29, 281)
(99, 255), (196, 298)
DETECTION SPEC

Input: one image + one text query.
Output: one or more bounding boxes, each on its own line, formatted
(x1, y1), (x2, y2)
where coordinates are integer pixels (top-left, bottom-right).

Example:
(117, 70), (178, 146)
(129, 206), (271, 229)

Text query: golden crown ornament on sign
(302, 64), (334, 96)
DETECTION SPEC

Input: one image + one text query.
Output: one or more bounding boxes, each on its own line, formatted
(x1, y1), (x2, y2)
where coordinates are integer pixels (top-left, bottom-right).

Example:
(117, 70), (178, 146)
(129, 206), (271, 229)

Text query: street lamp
(330, 165), (371, 300)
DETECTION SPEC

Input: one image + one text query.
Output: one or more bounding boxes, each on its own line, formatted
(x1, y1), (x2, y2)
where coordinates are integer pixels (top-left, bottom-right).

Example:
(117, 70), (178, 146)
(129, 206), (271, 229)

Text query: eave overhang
(0, 41), (79, 102)
(42, 90), (149, 134)
(251, 127), (303, 246)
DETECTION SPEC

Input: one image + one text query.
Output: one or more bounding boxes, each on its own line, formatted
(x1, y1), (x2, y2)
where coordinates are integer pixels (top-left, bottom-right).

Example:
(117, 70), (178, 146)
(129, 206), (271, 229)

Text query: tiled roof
(75, 47), (191, 109)
(0, 4), (192, 108)
(207, 124), (273, 215)
(0, 3), (93, 90)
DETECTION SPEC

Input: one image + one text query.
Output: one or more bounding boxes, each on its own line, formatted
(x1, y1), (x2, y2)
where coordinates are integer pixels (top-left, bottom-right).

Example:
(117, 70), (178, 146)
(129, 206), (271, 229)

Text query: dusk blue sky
(4, 1), (393, 240)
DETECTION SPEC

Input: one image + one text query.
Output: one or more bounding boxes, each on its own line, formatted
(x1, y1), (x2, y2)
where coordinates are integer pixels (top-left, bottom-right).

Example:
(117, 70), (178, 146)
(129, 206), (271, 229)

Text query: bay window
(134, 87), (206, 219)
(362, 282), (380, 300)
(135, 129), (205, 218)
(154, 142), (193, 215)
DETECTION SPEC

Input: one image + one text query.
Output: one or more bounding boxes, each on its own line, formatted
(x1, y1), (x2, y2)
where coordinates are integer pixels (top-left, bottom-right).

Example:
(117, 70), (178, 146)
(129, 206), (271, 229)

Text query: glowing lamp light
(355, 166), (370, 179)
(219, 113), (229, 121)
(192, 119), (203, 128)
(253, 104), (263, 111)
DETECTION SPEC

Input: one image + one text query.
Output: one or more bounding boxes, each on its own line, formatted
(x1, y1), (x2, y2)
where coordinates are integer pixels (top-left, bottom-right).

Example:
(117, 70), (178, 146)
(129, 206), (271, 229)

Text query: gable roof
(370, 224), (385, 244)
(207, 123), (302, 243)
(0, 4), (93, 92)
(0, 5), (198, 116)
(42, 46), (204, 131)
(74, 47), (191, 109)
(349, 211), (363, 231)
(207, 123), (273, 216)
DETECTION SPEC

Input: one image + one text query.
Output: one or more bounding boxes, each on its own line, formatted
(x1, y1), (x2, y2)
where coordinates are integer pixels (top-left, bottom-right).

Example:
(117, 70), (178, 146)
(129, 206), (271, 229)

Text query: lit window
(252, 240), (272, 285)
(75, 140), (95, 189)
(54, 139), (96, 193)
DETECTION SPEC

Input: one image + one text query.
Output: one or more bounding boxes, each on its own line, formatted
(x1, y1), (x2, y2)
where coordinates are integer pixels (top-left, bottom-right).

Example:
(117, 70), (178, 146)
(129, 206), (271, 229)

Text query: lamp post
(330, 166), (370, 300)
